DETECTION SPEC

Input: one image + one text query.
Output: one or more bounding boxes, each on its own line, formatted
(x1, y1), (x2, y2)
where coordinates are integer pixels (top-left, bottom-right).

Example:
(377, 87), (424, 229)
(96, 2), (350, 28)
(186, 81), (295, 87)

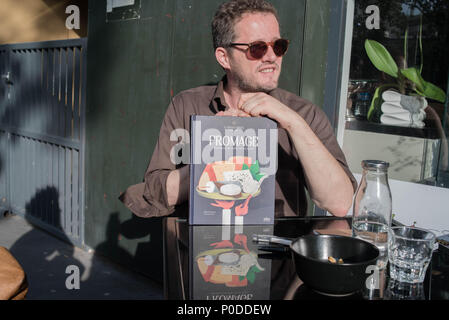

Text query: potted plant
(364, 25), (446, 125)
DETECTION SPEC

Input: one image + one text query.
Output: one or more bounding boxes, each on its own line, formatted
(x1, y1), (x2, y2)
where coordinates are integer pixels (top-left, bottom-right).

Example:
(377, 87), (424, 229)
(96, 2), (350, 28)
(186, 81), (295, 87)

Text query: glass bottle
(352, 160), (392, 258)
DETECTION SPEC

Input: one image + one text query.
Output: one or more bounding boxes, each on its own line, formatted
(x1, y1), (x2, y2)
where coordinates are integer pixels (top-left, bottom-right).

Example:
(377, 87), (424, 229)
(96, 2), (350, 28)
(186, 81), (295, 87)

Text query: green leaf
(419, 18), (423, 74)
(249, 161), (260, 180)
(367, 86), (383, 123)
(367, 84), (398, 122)
(243, 161), (266, 182)
(365, 39), (399, 78)
(401, 68), (447, 103)
(404, 28), (408, 65)
(421, 81), (447, 103)
(400, 67), (426, 92)
(246, 270), (256, 284)
(245, 265), (262, 284)
(415, 88), (426, 97)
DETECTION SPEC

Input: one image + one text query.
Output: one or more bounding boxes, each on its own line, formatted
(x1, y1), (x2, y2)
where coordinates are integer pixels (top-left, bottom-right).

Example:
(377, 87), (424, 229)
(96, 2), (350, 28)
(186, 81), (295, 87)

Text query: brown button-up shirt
(120, 78), (356, 218)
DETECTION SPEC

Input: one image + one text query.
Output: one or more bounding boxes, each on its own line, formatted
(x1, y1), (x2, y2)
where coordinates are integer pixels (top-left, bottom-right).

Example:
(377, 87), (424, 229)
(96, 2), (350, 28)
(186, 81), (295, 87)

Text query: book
(189, 115), (278, 225)
(189, 224), (273, 300)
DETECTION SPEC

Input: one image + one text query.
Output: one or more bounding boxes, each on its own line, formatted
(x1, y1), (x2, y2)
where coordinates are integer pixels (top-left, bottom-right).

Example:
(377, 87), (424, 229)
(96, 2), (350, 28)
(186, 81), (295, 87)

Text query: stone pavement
(0, 213), (164, 300)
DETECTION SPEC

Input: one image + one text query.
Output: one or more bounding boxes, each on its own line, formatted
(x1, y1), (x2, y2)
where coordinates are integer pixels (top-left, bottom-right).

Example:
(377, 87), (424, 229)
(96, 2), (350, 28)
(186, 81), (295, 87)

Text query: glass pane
(343, 0), (449, 188)
(436, 74), (449, 187)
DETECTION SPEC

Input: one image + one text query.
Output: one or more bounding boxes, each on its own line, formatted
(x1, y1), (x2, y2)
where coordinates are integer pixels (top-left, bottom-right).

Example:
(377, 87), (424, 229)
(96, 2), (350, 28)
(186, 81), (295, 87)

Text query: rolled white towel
(383, 111), (425, 122)
(382, 90), (403, 103)
(381, 103), (426, 121)
(381, 90), (427, 113)
(381, 102), (406, 113)
(380, 114), (425, 128)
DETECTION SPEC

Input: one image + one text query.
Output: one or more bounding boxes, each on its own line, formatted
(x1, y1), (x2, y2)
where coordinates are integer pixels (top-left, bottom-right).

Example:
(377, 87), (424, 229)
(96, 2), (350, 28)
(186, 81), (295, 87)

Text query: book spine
(189, 115), (196, 225)
(188, 227), (194, 299)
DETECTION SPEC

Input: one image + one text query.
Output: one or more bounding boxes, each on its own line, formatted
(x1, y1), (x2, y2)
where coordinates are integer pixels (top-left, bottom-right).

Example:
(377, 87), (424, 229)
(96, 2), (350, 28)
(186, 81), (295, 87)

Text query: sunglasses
(229, 38), (289, 60)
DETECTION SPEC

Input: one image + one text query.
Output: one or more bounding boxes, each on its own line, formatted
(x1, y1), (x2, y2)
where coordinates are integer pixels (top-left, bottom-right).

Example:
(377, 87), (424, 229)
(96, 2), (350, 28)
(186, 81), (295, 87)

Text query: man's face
(227, 12), (283, 93)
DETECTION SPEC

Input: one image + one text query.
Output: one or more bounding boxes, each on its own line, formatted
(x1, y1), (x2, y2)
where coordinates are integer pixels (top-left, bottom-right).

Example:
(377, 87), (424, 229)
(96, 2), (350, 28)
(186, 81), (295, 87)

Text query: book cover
(189, 224), (273, 300)
(189, 115), (278, 225)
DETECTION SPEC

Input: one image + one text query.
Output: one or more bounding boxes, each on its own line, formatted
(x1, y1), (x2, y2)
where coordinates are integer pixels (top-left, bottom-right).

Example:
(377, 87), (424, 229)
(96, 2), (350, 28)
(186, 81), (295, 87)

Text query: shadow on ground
(3, 187), (163, 300)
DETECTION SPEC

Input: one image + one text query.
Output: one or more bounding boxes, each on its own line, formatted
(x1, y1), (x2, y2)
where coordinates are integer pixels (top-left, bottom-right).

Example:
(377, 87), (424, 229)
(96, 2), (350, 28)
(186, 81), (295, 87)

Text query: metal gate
(0, 39), (86, 247)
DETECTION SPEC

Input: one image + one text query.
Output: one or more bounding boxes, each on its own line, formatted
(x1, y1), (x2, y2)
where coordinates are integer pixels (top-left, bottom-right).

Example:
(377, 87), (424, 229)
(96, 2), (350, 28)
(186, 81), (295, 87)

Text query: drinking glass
(388, 226), (436, 283)
(385, 279), (425, 300)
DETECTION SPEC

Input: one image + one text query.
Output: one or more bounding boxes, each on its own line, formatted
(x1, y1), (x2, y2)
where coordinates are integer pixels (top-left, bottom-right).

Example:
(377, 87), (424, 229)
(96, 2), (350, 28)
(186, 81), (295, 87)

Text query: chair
(0, 247), (28, 300)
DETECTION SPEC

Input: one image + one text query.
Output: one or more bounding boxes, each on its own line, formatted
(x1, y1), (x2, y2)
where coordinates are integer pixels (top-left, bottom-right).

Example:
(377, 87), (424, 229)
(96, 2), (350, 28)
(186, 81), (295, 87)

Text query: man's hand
(238, 92), (354, 217)
(216, 91), (354, 217)
(237, 92), (300, 130)
(216, 109), (251, 117)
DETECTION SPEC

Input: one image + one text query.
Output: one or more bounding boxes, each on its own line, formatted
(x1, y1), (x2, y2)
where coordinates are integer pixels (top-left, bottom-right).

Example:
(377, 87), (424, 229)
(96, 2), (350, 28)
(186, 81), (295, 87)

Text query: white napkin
(381, 104), (426, 121)
(380, 90), (427, 128)
(382, 91), (427, 112)
(380, 114), (425, 128)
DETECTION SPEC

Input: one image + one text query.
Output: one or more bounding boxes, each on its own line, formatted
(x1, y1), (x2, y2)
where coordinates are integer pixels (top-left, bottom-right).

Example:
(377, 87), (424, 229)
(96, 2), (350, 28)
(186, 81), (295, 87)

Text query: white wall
(343, 130), (439, 183)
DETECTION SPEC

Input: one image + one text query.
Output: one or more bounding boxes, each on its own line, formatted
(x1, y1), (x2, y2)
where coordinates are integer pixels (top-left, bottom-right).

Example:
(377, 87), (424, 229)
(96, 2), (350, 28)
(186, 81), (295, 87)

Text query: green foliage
(400, 67), (446, 103)
(365, 40), (399, 78)
(367, 84), (398, 122)
(365, 39), (446, 104)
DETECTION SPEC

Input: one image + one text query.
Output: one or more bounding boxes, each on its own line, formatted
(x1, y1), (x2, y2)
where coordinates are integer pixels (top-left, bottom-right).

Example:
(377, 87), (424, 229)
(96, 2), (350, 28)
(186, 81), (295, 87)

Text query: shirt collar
(210, 76), (229, 113)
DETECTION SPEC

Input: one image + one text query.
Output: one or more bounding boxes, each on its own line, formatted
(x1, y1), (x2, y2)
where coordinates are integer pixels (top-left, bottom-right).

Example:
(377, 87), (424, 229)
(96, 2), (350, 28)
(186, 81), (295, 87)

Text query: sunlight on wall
(0, 0), (87, 44)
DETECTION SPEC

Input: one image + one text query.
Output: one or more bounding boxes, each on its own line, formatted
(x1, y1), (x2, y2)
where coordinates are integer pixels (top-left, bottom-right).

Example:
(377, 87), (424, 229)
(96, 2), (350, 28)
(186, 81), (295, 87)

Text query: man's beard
(236, 77), (274, 93)
(234, 65), (279, 93)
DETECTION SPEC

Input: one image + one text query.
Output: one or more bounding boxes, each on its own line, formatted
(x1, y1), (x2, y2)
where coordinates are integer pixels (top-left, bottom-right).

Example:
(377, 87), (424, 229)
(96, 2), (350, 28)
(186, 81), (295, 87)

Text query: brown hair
(212, 0), (279, 50)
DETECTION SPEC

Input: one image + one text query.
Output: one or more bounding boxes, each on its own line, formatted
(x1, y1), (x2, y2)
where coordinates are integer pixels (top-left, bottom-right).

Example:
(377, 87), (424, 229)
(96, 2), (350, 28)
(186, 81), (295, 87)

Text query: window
(342, 0), (449, 188)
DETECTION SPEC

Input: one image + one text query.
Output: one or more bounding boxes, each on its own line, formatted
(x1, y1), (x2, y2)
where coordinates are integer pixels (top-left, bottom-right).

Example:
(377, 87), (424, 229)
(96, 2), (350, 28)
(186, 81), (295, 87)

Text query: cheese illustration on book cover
(189, 115), (277, 225)
(195, 233), (264, 288)
(189, 224), (273, 299)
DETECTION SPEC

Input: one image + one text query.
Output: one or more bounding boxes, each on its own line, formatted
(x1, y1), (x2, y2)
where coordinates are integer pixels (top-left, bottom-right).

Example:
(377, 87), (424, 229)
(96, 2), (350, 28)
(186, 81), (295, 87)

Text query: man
(120, 0), (356, 218)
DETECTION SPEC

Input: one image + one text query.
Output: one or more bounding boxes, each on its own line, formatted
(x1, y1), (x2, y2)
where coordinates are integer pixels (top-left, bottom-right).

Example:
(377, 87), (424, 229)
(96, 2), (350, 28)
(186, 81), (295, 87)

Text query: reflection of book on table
(189, 115), (278, 225)
(189, 224), (273, 300)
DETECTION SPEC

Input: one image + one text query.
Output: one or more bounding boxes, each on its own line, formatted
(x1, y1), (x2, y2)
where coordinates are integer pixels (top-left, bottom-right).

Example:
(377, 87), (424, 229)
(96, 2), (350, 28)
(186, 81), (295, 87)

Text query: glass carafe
(352, 160), (392, 259)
